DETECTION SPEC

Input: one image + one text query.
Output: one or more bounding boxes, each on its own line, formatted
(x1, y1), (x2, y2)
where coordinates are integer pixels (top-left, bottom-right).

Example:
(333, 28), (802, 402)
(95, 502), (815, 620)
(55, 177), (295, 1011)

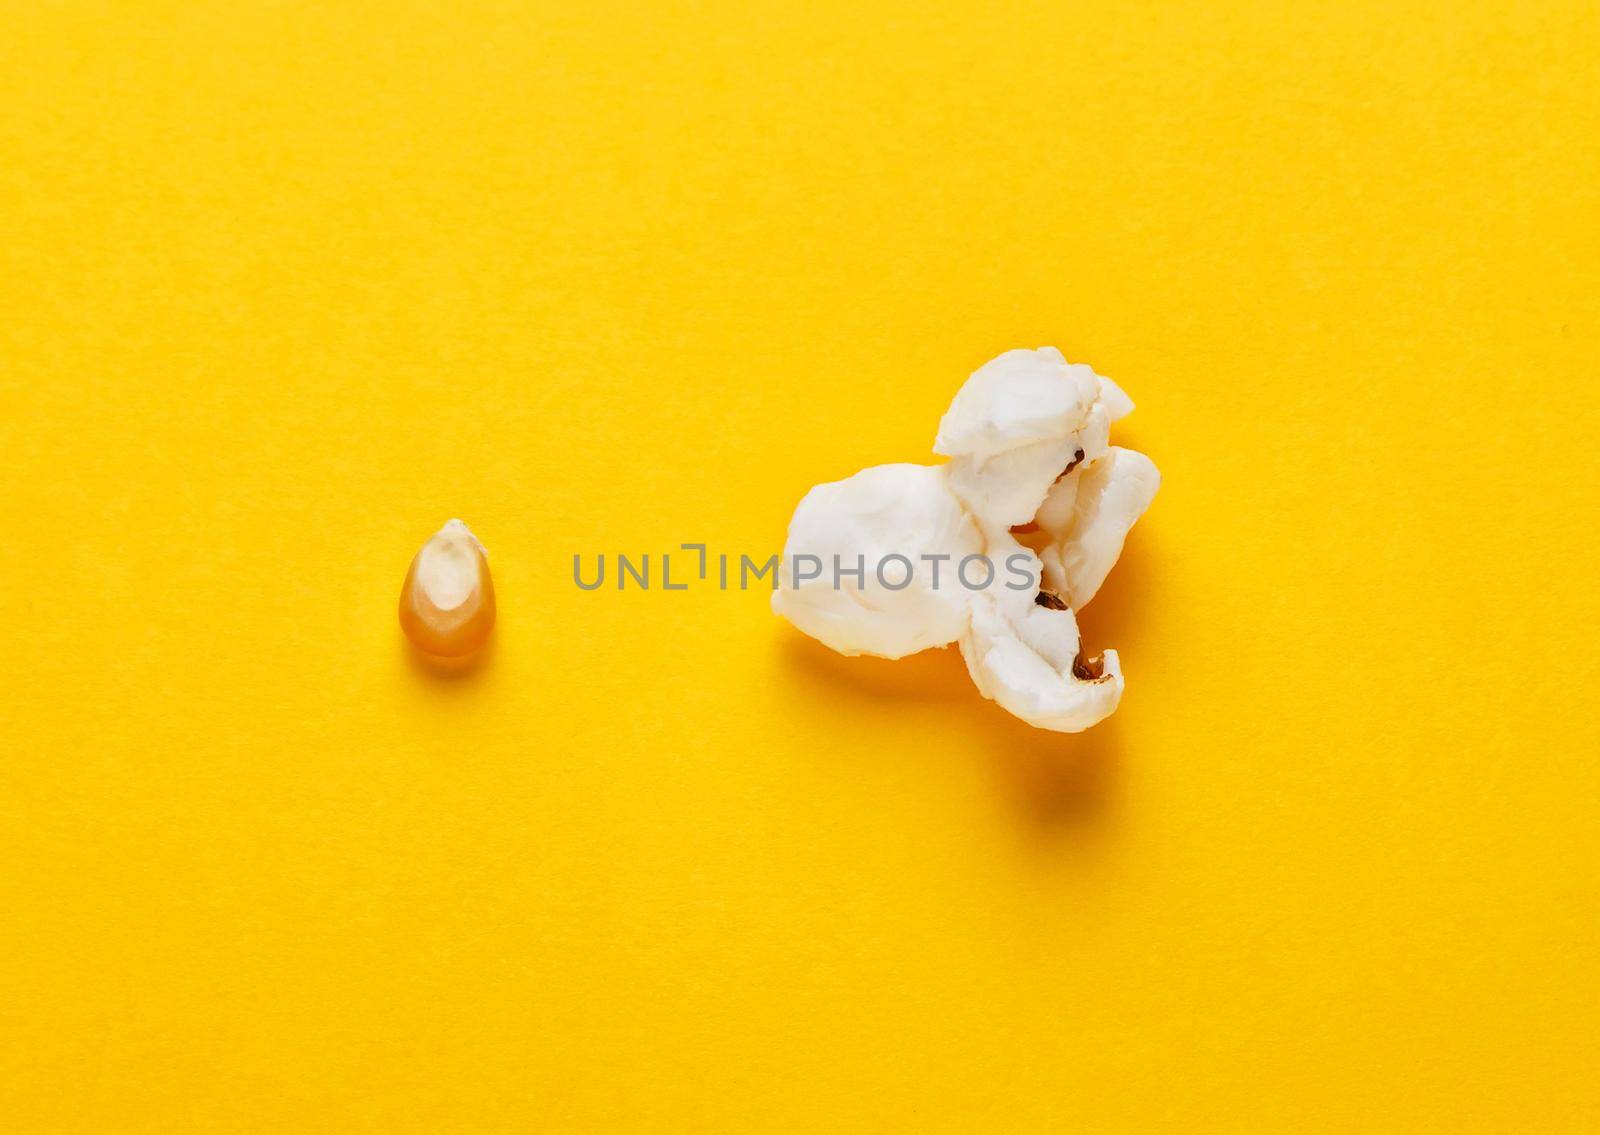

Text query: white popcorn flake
(1037, 447), (1161, 609)
(959, 536), (1125, 734)
(933, 347), (1100, 460)
(771, 463), (981, 659)
(938, 349), (1118, 530)
(773, 347), (1159, 733)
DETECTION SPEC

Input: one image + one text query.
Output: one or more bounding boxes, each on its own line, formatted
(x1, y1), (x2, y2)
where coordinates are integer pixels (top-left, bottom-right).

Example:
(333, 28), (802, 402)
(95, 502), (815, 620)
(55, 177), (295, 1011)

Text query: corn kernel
(398, 519), (495, 657)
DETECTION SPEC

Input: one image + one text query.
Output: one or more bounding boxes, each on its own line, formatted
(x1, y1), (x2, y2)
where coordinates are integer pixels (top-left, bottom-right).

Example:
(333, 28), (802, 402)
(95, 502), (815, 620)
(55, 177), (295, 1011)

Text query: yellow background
(2, 2), (1597, 1131)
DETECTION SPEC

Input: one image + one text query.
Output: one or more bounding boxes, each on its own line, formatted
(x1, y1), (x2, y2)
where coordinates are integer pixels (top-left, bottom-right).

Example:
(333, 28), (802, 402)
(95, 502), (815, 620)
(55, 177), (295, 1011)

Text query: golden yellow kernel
(398, 519), (495, 657)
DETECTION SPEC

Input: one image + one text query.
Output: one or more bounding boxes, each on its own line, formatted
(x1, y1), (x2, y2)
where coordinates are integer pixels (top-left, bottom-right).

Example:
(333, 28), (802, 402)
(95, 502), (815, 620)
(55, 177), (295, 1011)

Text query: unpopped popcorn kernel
(399, 519), (496, 657)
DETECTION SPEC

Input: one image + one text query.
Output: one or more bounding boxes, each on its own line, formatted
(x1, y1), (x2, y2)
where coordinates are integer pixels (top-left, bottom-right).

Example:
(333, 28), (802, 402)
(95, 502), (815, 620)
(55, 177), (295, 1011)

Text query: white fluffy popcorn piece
(934, 347), (1100, 460)
(935, 347), (1120, 529)
(1036, 447), (1161, 609)
(771, 463), (981, 659)
(772, 345), (1158, 734)
(958, 537), (1124, 733)
(1096, 374), (1136, 422)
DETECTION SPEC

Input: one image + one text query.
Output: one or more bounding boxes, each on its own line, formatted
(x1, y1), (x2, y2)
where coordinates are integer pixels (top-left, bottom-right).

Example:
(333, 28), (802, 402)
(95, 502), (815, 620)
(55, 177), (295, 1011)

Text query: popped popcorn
(773, 348), (1159, 733)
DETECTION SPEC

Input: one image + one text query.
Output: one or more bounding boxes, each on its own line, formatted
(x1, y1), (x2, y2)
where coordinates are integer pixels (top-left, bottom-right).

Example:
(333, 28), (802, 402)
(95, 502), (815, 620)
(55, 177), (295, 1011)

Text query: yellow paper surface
(2, 3), (1597, 1131)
